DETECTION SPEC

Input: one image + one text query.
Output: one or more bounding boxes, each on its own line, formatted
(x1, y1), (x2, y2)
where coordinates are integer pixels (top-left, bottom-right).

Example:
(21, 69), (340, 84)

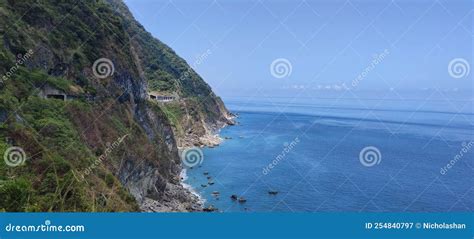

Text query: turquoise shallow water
(184, 95), (474, 212)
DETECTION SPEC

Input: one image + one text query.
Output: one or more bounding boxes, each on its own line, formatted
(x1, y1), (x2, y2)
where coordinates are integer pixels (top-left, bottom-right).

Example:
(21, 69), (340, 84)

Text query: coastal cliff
(105, 0), (234, 149)
(0, 0), (232, 212)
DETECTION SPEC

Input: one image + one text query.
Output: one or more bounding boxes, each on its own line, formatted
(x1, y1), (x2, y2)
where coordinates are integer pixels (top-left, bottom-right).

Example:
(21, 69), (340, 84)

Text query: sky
(124, 0), (473, 98)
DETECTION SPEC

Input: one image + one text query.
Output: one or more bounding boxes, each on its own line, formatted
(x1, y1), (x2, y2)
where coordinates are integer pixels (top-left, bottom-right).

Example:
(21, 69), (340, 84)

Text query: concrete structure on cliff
(148, 91), (178, 103)
(38, 84), (76, 101)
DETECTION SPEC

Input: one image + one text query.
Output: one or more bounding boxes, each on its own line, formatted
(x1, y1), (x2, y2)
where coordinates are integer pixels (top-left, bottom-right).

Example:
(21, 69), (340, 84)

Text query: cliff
(0, 0), (233, 212)
(105, 0), (234, 148)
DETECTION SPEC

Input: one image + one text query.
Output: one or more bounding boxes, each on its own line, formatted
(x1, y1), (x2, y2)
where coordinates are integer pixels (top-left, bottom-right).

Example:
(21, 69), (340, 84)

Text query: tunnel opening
(46, 94), (66, 100)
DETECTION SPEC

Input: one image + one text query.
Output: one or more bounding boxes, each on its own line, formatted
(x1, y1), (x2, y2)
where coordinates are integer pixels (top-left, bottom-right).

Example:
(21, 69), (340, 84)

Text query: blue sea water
(184, 92), (474, 212)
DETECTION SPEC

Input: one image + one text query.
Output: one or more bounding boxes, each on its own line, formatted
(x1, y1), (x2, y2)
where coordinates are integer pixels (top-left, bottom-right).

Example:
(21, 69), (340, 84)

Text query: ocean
(184, 92), (474, 212)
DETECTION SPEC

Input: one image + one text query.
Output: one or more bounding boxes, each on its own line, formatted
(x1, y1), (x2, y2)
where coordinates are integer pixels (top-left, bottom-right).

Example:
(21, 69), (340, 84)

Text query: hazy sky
(124, 0), (473, 97)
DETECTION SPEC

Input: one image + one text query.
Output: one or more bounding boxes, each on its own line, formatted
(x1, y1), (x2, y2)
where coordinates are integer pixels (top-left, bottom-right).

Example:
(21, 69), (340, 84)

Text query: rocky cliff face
(106, 0), (235, 148)
(0, 0), (232, 212)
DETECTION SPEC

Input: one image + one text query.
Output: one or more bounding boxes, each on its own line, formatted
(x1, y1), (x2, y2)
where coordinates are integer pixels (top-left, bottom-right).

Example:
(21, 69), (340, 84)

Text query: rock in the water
(203, 205), (218, 212)
(230, 195), (238, 200)
(238, 197), (247, 203)
(268, 191), (278, 195)
(203, 171), (209, 175)
(201, 184), (207, 188)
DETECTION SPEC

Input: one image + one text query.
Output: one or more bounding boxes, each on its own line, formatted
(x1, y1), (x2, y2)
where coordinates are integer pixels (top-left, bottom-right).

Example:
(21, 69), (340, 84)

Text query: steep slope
(0, 0), (232, 212)
(106, 0), (234, 148)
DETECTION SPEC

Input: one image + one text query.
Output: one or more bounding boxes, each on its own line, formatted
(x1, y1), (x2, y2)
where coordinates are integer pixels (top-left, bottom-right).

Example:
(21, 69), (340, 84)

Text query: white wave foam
(180, 169), (206, 205)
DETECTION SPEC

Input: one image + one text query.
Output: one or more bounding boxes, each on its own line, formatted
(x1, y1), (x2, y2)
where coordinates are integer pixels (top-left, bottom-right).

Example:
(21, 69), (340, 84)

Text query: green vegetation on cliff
(0, 0), (230, 212)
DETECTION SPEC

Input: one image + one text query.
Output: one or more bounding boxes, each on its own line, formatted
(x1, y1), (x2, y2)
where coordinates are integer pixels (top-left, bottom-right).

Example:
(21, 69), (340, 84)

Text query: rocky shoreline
(139, 182), (202, 212)
(141, 115), (236, 212)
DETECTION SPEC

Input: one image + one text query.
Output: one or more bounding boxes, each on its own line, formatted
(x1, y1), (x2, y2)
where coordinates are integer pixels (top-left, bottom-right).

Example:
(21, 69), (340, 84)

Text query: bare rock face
(140, 181), (202, 212)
